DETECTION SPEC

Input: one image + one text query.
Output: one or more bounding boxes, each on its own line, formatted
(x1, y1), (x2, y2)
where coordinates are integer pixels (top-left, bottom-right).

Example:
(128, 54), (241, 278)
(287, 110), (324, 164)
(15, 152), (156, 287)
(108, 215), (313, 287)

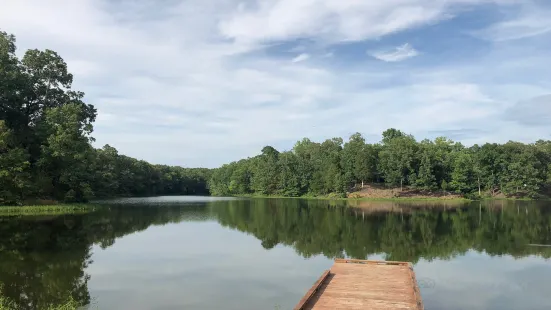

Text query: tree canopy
(0, 31), (209, 205)
(4, 29), (551, 203)
(209, 130), (551, 199)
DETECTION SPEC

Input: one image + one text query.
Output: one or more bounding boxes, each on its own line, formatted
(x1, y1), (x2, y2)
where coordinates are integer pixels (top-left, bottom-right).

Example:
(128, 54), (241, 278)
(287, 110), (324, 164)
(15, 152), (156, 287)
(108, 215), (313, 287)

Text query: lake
(1, 197), (550, 310)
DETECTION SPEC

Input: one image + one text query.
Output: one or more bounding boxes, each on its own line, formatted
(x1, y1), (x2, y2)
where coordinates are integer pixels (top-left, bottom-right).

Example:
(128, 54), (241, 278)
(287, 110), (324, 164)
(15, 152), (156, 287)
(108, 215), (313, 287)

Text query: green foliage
(0, 31), (210, 205)
(381, 128), (405, 144)
(3, 30), (551, 202)
(342, 133), (376, 187)
(378, 135), (417, 189)
(0, 205), (93, 216)
(0, 121), (31, 204)
(38, 104), (96, 202)
(416, 150), (437, 190)
(209, 130), (551, 199)
(450, 151), (477, 193)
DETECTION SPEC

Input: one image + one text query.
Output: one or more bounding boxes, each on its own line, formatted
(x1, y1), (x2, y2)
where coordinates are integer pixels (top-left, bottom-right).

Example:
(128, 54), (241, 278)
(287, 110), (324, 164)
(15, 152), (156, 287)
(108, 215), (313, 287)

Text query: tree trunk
(478, 176), (481, 196)
(361, 180), (364, 188)
(400, 178), (403, 191)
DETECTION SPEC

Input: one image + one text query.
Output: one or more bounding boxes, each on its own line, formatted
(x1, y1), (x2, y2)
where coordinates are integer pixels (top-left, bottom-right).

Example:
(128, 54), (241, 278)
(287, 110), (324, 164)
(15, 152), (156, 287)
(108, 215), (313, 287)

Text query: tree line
(209, 128), (551, 199)
(0, 31), (210, 205)
(4, 29), (551, 204)
(212, 199), (551, 262)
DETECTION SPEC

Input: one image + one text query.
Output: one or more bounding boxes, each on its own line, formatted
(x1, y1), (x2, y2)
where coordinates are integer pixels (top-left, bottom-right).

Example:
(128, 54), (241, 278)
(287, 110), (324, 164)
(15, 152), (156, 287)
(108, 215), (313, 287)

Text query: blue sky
(2, 0), (551, 167)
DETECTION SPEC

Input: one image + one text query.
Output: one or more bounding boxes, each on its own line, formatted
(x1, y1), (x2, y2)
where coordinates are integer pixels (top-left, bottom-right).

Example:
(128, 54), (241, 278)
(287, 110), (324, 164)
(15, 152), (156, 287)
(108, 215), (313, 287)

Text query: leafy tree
(416, 148), (437, 190)
(342, 133), (375, 188)
(378, 135), (417, 190)
(0, 30), (210, 204)
(0, 121), (31, 204)
(381, 128), (405, 145)
(208, 129), (551, 199)
(450, 151), (476, 194)
(38, 104), (96, 202)
(251, 146), (280, 195)
(277, 152), (302, 196)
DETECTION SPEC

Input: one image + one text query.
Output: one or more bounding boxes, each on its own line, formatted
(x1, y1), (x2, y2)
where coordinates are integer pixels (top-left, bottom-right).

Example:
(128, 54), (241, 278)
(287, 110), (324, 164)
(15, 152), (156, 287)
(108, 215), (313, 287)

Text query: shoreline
(0, 204), (96, 216)
(2, 195), (545, 212)
(234, 194), (472, 203)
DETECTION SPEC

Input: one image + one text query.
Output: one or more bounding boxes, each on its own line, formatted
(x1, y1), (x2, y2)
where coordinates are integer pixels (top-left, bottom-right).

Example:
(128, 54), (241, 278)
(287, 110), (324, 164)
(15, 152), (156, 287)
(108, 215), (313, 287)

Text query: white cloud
(218, 0), (519, 46)
(291, 53), (310, 63)
(474, 9), (551, 41)
(0, 0), (549, 167)
(370, 43), (419, 62)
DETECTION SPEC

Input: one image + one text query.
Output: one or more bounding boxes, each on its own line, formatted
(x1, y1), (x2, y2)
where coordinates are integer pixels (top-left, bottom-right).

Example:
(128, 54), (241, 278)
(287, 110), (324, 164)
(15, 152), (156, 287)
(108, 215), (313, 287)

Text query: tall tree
(38, 104), (96, 202)
(251, 146), (280, 195)
(378, 135), (417, 190)
(342, 133), (375, 188)
(0, 121), (31, 204)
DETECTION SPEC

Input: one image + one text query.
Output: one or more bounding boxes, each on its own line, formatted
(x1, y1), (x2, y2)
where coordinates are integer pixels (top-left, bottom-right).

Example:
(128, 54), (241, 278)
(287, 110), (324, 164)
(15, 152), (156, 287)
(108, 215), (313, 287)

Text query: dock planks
(295, 259), (424, 310)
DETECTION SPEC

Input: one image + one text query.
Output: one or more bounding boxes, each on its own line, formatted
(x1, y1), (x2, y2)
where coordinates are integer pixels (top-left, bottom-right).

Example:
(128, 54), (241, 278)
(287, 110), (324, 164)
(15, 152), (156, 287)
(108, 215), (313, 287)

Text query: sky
(1, 0), (551, 168)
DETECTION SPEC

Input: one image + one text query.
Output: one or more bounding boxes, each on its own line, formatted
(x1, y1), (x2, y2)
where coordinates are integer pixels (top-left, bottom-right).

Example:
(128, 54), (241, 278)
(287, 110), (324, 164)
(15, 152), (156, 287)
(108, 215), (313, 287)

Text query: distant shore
(236, 193), (471, 203)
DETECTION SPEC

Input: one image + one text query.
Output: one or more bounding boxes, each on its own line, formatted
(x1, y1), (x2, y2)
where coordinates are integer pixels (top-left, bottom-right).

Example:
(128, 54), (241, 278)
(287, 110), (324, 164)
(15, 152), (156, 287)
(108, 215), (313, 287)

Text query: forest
(208, 129), (551, 199)
(0, 31), (209, 205)
(4, 29), (551, 205)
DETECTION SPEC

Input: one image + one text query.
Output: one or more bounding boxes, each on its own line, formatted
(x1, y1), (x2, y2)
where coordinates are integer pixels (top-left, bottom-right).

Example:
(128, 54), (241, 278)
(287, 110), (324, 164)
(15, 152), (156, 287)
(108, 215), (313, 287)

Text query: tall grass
(0, 298), (81, 310)
(45, 298), (81, 310)
(0, 205), (96, 216)
(0, 295), (16, 310)
(0, 293), (81, 310)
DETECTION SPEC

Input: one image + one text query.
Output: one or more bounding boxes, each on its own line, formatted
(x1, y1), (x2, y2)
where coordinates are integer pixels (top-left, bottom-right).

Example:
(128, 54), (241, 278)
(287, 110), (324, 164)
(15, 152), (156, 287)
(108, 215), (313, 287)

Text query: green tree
(381, 128), (405, 145)
(342, 133), (375, 188)
(378, 134), (417, 190)
(277, 152), (302, 196)
(251, 146), (280, 195)
(0, 30), (211, 204)
(416, 148), (437, 190)
(0, 121), (31, 204)
(450, 151), (476, 194)
(38, 104), (96, 202)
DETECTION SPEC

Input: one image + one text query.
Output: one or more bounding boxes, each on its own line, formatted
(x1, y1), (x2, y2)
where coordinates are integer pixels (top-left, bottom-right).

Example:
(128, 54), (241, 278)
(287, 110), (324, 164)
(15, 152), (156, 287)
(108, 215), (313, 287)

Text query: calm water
(1, 197), (551, 310)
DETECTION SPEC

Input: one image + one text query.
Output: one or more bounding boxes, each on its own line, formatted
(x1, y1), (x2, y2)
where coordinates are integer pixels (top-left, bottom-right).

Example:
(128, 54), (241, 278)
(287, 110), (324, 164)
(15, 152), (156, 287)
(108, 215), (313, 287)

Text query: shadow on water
(0, 198), (550, 309)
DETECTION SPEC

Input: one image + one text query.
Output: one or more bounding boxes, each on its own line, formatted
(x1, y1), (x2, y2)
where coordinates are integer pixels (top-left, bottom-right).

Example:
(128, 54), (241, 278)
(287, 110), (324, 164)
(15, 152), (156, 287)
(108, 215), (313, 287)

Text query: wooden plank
(295, 259), (424, 310)
(407, 262), (425, 310)
(294, 270), (331, 310)
(334, 258), (411, 266)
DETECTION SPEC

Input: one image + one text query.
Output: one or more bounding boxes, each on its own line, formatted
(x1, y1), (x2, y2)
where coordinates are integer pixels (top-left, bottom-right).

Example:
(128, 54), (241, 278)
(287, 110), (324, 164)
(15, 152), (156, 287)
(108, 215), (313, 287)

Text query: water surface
(1, 197), (550, 309)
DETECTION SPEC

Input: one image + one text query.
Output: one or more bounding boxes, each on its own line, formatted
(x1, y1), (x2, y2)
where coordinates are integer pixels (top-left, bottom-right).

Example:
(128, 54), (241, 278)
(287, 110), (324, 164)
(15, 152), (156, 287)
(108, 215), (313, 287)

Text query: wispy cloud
(369, 43), (419, 62)
(291, 53), (310, 63)
(474, 10), (551, 41)
(219, 0), (458, 46)
(1, 0), (549, 167)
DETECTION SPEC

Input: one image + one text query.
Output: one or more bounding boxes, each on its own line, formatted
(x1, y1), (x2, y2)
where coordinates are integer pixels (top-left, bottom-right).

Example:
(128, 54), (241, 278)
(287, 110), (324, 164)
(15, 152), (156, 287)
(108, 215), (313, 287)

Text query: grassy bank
(236, 194), (471, 203)
(1, 284), (84, 310)
(0, 204), (96, 216)
(0, 297), (81, 310)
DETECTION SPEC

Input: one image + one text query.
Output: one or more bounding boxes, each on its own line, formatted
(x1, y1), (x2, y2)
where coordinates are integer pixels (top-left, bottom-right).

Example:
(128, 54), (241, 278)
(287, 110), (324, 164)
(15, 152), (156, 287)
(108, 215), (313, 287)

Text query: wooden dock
(294, 259), (424, 310)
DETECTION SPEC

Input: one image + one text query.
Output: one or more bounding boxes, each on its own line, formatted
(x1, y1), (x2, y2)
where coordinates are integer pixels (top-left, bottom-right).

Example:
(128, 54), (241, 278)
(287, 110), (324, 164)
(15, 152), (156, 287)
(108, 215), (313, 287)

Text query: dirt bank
(348, 184), (464, 200)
